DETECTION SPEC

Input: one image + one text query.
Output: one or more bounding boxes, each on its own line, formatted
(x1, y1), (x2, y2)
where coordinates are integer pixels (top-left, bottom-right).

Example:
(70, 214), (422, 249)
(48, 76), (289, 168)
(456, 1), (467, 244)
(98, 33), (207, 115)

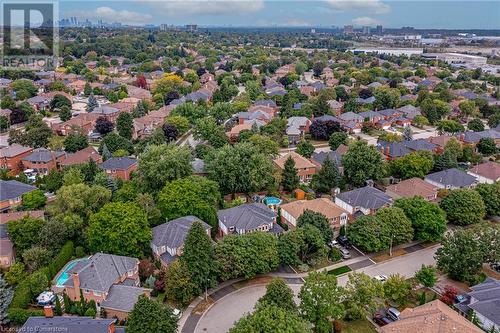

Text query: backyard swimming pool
(264, 196), (282, 205)
(55, 259), (85, 287)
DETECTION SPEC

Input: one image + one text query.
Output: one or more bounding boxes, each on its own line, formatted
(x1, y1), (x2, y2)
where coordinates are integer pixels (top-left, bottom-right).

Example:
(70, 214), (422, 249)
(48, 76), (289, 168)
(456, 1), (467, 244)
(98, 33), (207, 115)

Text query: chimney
(108, 322), (116, 333)
(44, 305), (54, 318)
(72, 272), (80, 292)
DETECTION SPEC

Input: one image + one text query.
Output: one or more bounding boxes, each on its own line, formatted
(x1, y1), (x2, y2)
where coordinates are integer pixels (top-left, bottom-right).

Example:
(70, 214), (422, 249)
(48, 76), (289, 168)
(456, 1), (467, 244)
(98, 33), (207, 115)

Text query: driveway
(191, 245), (440, 333)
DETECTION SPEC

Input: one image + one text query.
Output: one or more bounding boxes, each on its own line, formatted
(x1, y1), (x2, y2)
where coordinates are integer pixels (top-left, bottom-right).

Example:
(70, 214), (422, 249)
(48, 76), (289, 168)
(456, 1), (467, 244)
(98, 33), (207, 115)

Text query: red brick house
(99, 157), (137, 180)
(273, 151), (317, 183)
(22, 148), (66, 176)
(0, 144), (34, 175)
(59, 146), (102, 168)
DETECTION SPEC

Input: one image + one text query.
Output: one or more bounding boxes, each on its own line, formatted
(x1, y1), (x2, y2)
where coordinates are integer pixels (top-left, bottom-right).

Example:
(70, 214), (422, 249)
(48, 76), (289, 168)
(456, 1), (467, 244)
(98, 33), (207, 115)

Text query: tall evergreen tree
(434, 149), (458, 171)
(403, 125), (413, 141)
(281, 156), (299, 192)
(180, 221), (216, 295)
(311, 157), (339, 194)
(116, 112), (133, 139)
(101, 143), (112, 161)
(86, 94), (98, 112)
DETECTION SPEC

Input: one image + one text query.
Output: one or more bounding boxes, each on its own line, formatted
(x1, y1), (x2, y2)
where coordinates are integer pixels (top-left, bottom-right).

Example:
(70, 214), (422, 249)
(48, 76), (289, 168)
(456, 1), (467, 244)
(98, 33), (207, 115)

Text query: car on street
(337, 235), (351, 249)
(339, 248), (351, 259)
(374, 275), (388, 282)
(455, 295), (467, 303)
(328, 239), (339, 248)
(387, 307), (401, 321)
(373, 313), (392, 326)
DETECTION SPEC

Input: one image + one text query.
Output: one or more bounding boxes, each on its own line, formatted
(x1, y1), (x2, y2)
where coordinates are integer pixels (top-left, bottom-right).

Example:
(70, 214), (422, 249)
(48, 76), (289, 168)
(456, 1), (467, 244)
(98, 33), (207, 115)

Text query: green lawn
(327, 265), (352, 276)
(340, 319), (378, 333)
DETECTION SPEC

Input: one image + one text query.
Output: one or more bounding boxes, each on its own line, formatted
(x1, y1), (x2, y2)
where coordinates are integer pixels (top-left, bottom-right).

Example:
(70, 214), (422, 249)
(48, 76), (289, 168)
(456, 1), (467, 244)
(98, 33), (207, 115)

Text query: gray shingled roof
(336, 186), (392, 209)
(20, 317), (123, 333)
(425, 168), (477, 188)
(0, 180), (37, 201)
(63, 253), (138, 293)
(460, 278), (500, 327)
(217, 203), (276, 231)
(151, 216), (211, 249)
(311, 151), (342, 167)
(99, 157), (137, 171)
(403, 139), (437, 152)
(377, 141), (411, 158)
(23, 148), (65, 163)
(101, 285), (149, 312)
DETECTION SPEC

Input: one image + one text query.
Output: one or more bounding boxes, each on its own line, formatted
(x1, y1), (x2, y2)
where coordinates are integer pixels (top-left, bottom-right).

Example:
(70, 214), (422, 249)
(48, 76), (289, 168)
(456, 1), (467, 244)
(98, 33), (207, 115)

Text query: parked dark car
(373, 314), (392, 326)
(337, 235), (351, 249)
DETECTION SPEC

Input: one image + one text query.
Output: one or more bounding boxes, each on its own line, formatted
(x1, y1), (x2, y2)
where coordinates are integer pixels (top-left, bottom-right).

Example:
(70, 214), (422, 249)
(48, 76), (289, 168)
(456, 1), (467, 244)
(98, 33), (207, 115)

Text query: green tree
(421, 99), (450, 124)
(116, 112), (133, 140)
(459, 100), (477, 118)
(215, 232), (279, 281)
(193, 117), (228, 148)
(165, 116), (190, 135)
(342, 140), (384, 186)
(258, 278), (296, 311)
(127, 296), (178, 333)
(63, 133), (88, 153)
(329, 132), (348, 151)
(311, 157), (339, 194)
(138, 144), (192, 192)
(347, 216), (383, 252)
(384, 274), (412, 307)
(230, 303), (309, 333)
(22, 246), (52, 272)
(477, 137), (498, 156)
(475, 182), (500, 217)
(86, 94), (98, 112)
(440, 189), (486, 225)
(98, 133), (133, 155)
(433, 149), (458, 171)
(158, 176), (220, 229)
(373, 87), (400, 109)
(87, 202), (151, 257)
(296, 140), (315, 158)
(344, 272), (384, 320)
(181, 222), (217, 295)
(415, 265), (437, 288)
(21, 189), (46, 209)
(50, 94), (72, 111)
(53, 183), (111, 218)
(281, 156), (299, 192)
(437, 120), (465, 135)
(390, 151), (434, 179)
(468, 118), (484, 132)
(299, 272), (345, 333)
(394, 197), (447, 242)
(205, 143), (276, 195)
(59, 106), (72, 122)
(297, 210), (333, 244)
(377, 207), (414, 246)
(7, 217), (45, 252)
(4, 262), (28, 285)
(164, 260), (197, 306)
(248, 134), (279, 156)
(278, 228), (306, 266)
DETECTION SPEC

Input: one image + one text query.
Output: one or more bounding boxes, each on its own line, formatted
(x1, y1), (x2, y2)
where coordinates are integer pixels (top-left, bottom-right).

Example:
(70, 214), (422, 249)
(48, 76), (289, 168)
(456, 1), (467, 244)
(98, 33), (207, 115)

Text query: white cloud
(139, 0), (265, 16)
(325, 0), (390, 14)
(352, 16), (381, 26)
(66, 7), (152, 24)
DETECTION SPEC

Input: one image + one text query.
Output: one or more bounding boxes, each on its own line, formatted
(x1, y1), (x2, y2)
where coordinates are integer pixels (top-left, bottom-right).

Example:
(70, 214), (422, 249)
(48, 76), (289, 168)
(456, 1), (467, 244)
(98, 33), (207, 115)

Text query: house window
(94, 291), (102, 297)
(84, 289), (90, 293)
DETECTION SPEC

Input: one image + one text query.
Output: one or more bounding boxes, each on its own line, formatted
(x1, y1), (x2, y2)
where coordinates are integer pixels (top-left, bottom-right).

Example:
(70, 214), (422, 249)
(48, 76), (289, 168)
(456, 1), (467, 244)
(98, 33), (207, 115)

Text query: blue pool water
(55, 260), (81, 287)
(265, 197), (282, 205)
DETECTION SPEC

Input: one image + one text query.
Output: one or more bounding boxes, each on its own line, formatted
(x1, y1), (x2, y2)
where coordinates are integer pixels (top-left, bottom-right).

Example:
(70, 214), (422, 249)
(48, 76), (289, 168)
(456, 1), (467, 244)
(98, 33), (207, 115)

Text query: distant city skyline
(59, 1), (500, 30)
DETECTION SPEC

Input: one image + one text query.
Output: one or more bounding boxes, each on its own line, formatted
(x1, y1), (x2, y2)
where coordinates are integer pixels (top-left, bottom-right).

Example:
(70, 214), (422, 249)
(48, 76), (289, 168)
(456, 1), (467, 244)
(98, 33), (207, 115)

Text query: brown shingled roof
(385, 178), (438, 200)
(468, 161), (500, 182)
(273, 151), (316, 170)
(381, 300), (482, 333)
(280, 198), (348, 220)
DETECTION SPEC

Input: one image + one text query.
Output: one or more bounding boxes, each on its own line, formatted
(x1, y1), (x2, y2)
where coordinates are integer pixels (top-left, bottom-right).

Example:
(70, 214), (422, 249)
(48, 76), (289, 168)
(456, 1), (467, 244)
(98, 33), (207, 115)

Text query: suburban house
(280, 198), (349, 233)
(22, 148), (66, 176)
(381, 299), (482, 333)
(385, 178), (438, 201)
(454, 278), (500, 332)
(151, 216), (211, 266)
(335, 186), (393, 216)
(90, 106), (122, 124)
(59, 146), (102, 168)
(310, 150), (344, 174)
(99, 157), (138, 181)
(286, 117), (312, 145)
(273, 152), (317, 183)
(424, 168), (478, 189)
(217, 203), (283, 236)
(52, 115), (95, 136)
(20, 316), (124, 333)
(53, 253), (148, 320)
(467, 161), (500, 184)
(0, 144), (33, 176)
(0, 180), (38, 212)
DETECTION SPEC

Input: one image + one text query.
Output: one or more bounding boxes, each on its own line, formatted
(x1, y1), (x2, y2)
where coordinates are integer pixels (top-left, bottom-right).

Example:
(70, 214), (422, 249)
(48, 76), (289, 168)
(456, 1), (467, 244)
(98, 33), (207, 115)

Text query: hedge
(48, 241), (74, 278)
(8, 241), (75, 325)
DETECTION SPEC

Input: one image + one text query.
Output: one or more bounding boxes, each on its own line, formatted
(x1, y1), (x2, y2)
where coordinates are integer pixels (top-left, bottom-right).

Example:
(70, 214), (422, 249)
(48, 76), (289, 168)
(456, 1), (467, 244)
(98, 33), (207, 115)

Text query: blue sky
(60, 1), (500, 29)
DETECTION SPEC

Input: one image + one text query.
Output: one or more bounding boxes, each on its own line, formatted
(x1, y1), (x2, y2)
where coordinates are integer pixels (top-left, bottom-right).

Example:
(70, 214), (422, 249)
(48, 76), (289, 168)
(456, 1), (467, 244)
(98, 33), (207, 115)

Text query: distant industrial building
(362, 26), (371, 34)
(185, 24), (198, 32)
(352, 48), (424, 57)
(376, 25), (383, 35)
(421, 53), (488, 66)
